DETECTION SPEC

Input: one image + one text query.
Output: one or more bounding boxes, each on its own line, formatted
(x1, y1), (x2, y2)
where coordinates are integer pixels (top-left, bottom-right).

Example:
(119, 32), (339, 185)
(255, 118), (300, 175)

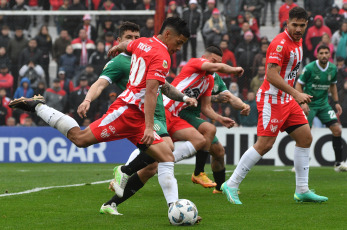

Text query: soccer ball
(168, 199), (198, 225)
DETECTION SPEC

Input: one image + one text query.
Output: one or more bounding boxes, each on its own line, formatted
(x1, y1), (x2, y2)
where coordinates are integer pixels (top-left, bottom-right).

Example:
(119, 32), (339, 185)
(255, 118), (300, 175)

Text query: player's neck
(156, 34), (165, 44)
(318, 61), (327, 69)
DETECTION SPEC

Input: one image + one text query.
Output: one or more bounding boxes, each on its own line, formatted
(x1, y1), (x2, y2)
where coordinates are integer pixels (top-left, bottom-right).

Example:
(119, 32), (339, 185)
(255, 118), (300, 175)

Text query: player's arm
(142, 79), (159, 145)
(161, 81), (197, 107)
(267, 63), (312, 104)
(201, 62), (244, 76)
(200, 95), (235, 128)
(295, 80), (310, 115)
(77, 78), (110, 118)
(330, 83), (342, 116)
(107, 40), (132, 57)
(224, 91), (250, 116)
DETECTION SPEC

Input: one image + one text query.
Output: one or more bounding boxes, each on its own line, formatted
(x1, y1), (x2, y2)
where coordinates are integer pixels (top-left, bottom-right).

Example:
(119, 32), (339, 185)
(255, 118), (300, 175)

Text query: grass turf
(0, 164), (346, 229)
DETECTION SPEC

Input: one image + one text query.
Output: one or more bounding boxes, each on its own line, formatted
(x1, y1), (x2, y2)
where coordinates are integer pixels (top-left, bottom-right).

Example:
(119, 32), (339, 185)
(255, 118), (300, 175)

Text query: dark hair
(205, 45), (223, 57)
(336, 56), (345, 62)
(289, 7), (308, 21)
(317, 45), (330, 53)
(119, 21), (140, 38)
(159, 17), (190, 38)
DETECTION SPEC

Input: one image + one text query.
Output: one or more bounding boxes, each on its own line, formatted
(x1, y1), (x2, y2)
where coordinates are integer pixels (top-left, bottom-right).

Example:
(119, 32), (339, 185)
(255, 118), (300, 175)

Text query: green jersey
(99, 52), (165, 121)
(179, 73), (228, 116)
(298, 60), (337, 108)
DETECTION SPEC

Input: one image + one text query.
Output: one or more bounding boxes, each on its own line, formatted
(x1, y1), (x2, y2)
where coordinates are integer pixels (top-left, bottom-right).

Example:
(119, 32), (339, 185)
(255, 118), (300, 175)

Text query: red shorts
(257, 98), (308, 136)
(89, 99), (163, 145)
(165, 109), (193, 137)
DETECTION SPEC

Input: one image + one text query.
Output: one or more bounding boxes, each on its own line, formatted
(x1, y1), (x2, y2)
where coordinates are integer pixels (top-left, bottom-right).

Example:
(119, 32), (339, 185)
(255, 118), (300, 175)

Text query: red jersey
(257, 29), (303, 104)
(164, 58), (214, 116)
(118, 36), (171, 112)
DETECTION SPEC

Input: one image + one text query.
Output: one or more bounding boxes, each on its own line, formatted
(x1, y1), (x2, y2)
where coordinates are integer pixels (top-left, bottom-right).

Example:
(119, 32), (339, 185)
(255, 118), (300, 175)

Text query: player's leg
(329, 123), (347, 171)
(209, 141), (226, 193)
(9, 95), (99, 147)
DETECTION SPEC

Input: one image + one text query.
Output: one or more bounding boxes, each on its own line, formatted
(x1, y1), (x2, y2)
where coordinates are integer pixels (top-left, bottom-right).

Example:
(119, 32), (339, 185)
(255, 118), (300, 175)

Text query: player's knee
(141, 162), (158, 178)
(200, 123), (216, 138)
(210, 143), (225, 158)
(298, 135), (312, 148)
(332, 127), (342, 136)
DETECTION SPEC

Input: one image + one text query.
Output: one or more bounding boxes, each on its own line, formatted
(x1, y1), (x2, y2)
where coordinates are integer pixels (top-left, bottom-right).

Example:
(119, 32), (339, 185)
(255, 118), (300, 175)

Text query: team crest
(163, 60), (168, 68)
(270, 124), (278, 133)
(276, 45), (283, 52)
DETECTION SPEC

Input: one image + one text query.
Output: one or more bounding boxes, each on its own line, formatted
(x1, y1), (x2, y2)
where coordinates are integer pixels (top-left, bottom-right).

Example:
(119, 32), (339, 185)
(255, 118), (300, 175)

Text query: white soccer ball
(168, 199), (198, 226)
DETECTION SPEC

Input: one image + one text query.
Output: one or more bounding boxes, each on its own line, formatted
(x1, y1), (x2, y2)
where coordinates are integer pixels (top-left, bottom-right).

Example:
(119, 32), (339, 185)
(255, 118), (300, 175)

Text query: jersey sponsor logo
(103, 60), (113, 70)
(137, 42), (152, 52)
(183, 87), (201, 99)
(100, 129), (110, 138)
(270, 124), (278, 133)
(154, 72), (166, 79)
(276, 45), (283, 52)
(163, 60), (168, 69)
(109, 125), (118, 136)
(314, 75), (320, 80)
(290, 51), (297, 59)
(287, 61), (301, 80)
(269, 56), (281, 60)
(280, 39), (286, 44)
(271, 118), (279, 123)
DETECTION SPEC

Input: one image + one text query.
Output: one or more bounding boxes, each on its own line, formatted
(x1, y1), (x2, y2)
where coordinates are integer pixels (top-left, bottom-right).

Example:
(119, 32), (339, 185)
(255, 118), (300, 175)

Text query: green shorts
(307, 104), (338, 127)
(153, 118), (169, 137)
(179, 110), (219, 144)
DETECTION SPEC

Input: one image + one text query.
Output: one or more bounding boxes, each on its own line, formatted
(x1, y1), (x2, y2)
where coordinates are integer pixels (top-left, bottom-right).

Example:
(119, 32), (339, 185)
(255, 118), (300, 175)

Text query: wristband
(183, 96), (189, 102)
(84, 99), (91, 103)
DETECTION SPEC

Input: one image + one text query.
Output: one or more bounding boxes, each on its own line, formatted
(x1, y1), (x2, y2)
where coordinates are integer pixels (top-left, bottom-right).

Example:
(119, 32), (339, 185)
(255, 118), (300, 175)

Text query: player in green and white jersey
(179, 73), (250, 193)
(296, 45), (346, 172)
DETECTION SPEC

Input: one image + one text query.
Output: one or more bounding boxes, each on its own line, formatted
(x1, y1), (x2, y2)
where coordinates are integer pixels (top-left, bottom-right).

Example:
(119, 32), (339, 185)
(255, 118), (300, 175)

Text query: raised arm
(107, 40), (132, 57)
(161, 81), (197, 107)
(201, 62), (244, 76)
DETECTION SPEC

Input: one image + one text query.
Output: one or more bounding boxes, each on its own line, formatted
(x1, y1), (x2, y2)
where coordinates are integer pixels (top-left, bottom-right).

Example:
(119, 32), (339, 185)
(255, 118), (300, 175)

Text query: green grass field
(1, 163), (346, 230)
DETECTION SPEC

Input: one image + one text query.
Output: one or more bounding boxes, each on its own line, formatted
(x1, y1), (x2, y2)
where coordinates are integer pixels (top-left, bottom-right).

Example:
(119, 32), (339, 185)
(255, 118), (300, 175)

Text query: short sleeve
(267, 42), (285, 67)
(146, 55), (170, 85)
(190, 58), (209, 72)
(214, 73), (228, 93)
(99, 58), (120, 84)
(202, 75), (215, 97)
(331, 65), (337, 84)
(126, 39), (140, 53)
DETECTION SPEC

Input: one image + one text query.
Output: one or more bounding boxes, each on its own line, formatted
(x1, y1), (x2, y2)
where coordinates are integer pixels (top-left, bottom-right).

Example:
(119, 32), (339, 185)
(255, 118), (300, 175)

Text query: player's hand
(300, 103), (310, 116)
(294, 92), (312, 105)
(234, 67), (244, 77)
(77, 100), (90, 118)
(108, 45), (122, 57)
(336, 103), (342, 116)
(141, 128), (154, 145)
(185, 97), (198, 107)
(218, 116), (235, 128)
(240, 103), (251, 116)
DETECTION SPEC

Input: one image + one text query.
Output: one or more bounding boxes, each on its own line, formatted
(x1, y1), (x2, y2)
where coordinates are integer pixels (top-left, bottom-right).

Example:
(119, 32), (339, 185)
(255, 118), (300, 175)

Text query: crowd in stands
(1, 0), (347, 128)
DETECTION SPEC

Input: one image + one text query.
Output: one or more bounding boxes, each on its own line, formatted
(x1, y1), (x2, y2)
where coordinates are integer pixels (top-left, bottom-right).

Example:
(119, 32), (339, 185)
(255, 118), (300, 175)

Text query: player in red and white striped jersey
(222, 7), (328, 204)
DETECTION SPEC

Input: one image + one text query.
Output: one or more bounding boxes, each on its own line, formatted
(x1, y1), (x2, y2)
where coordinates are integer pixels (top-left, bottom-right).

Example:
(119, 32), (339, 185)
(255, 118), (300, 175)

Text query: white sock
(294, 146), (310, 194)
(125, 149), (140, 165)
(36, 104), (79, 137)
(158, 162), (178, 205)
(227, 146), (262, 188)
(173, 141), (196, 163)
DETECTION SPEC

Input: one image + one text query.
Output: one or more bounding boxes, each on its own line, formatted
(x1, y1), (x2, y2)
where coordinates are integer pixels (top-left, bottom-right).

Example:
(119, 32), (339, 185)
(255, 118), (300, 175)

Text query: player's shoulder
(328, 62), (337, 71)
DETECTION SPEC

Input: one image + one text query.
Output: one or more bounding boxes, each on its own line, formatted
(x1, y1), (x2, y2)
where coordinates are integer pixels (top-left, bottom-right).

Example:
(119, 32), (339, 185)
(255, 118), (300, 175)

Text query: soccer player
(221, 7), (328, 204)
(296, 45), (346, 172)
(9, 17), (192, 211)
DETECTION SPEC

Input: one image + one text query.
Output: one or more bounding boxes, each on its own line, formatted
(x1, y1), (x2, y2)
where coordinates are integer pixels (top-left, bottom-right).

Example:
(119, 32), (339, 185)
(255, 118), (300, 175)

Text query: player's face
(317, 48), (330, 65)
(206, 53), (222, 63)
(286, 18), (307, 42)
(164, 30), (188, 55)
(118, 30), (140, 43)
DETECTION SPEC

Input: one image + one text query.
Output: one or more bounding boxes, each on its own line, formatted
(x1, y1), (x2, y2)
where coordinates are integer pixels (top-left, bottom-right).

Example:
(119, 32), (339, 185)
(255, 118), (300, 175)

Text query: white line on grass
(0, 179), (111, 197)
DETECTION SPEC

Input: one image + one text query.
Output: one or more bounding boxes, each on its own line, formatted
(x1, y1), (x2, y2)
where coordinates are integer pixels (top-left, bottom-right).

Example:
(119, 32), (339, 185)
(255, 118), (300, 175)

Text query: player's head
(286, 7), (308, 42)
(316, 45), (330, 65)
(117, 21), (140, 43)
(158, 17), (190, 55)
(203, 45), (223, 63)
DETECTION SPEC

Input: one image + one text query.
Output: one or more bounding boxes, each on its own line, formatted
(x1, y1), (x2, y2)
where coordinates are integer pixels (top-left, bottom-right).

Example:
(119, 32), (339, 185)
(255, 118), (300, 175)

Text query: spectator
(340, 1), (347, 19)
(218, 40), (237, 87)
(234, 31), (259, 91)
(10, 0), (30, 34)
(35, 25), (53, 87)
(71, 28), (96, 69)
(122, 0), (139, 10)
(242, 0), (265, 27)
(97, 18), (117, 42)
(140, 17), (155, 38)
(59, 45), (77, 80)
(19, 60), (45, 90)
(336, 25), (347, 62)
(50, 0), (64, 11)
(336, 57), (347, 93)
(339, 80), (347, 127)
(53, 29), (71, 63)
(202, 0), (216, 46)
(226, 18), (242, 51)
(239, 91), (257, 127)
(203, 8), (227, 47)
(104, 31), (118, 52)
(82, 118), (92, 126)
(18, 38), (43, 70)
(332, 20), (347, 55)
(0, 25), (10, 49)
(261, 0), (276, 26)
(250, 65), (265, 93)
(135, 0), (155, 28)
(75, 14), (97, 43)
(313, 34), (335, 62)
(6, 116), (16, 126)
(57, 0), (70, 34)
(34, 80), (46, 97)
(89, 41), (108, 76)
(278, 0), (298, 31)
(304, 0), (333, 17)
(166, 1), (180, 18)
(0, 0), (10, 28)
(215, 105), (239, 127)
(19, 115), (36, 127)
(0, 95), (7, 125)
(305, 15), (332, 63)
(44, 78), (67, 112)
(69, 76), (97, 125)
(229, 82), (240, 98)
(7, 27), (28, 90)
(245, 12), (260, 39)
(0, 46), (11, 70)
(0, 87), (11, 121)
(100, 90), (117, 115)
(27, 0), (43, 29)
(65, 0), (86, 38)
(223, 0), (243, 21)
(76, 64), (98, 86)
(98, 0), (120, 26)
(252, 41), (268, 77)
(325, 4), (344, 34)
(182, 0), (201, 61)
(0, 63), (13, 96)
(57, 67), (74, 95)
(13, 77), (34, 99)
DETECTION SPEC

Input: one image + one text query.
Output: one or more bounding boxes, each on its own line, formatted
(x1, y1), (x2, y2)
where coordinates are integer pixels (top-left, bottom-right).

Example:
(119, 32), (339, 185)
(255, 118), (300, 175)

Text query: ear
(117, 37), (121, 43)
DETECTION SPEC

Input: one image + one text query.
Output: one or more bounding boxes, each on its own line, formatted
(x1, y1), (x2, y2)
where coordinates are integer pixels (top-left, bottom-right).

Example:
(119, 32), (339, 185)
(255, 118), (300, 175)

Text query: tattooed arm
(161, 81), (198, 106)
